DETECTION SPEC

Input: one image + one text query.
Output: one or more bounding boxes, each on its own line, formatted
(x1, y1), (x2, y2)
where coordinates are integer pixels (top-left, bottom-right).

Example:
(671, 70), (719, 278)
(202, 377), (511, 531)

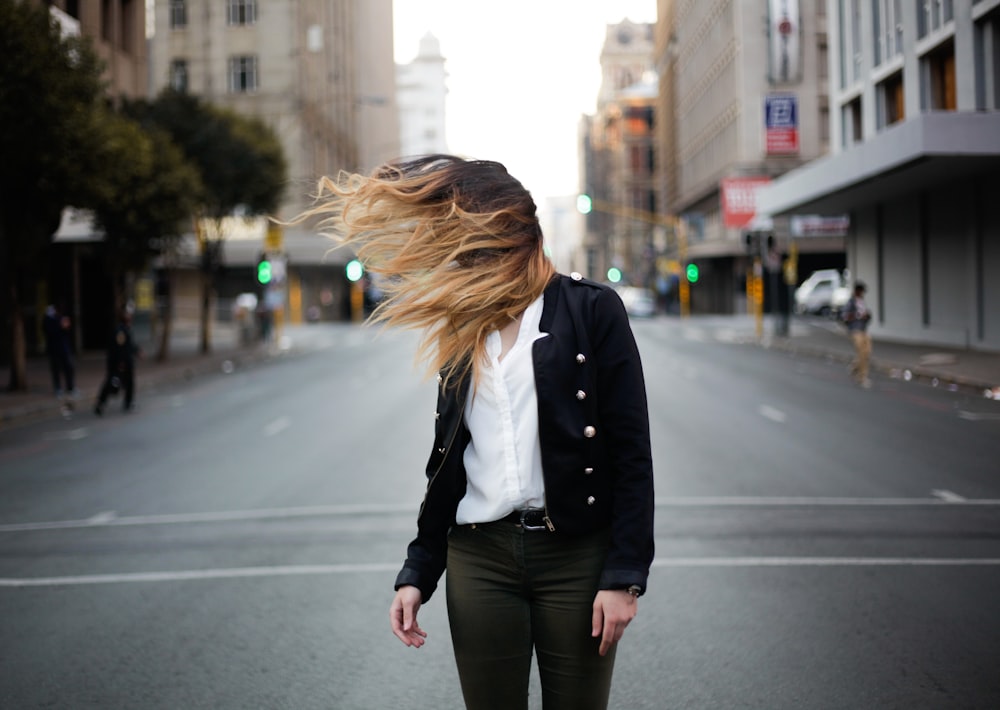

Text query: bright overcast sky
(393, 0), (657, 206)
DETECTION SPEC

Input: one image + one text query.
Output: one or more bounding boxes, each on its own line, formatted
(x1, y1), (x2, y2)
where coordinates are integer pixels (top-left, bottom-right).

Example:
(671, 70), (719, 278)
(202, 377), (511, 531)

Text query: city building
(579, 19), (657, 285)
(758, 0), (1000, 351)
(41, 1), (149, 351)
(396, 32), (448, 157)
(656, 0), (836, 314)
(149, 0), (399, 323)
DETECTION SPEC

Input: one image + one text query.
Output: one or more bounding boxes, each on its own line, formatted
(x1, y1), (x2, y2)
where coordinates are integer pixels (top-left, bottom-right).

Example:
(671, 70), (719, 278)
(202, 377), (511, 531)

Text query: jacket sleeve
(591, 287), (655, 593)
(393, 381), (469, 602)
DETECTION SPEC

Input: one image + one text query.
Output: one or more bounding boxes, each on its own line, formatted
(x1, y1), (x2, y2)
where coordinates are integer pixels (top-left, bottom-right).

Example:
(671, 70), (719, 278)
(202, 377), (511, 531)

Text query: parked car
(616, 286), (656, 318)
(794, 269), (851, 316)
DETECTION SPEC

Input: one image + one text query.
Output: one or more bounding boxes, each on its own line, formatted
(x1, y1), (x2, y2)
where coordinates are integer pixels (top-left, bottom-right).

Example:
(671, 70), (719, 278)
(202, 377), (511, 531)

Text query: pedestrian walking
(42, 303), (76, 399)
(94, 308), (140, 415)
(300, 155), (654, 709)
(843, 281), (873, 388)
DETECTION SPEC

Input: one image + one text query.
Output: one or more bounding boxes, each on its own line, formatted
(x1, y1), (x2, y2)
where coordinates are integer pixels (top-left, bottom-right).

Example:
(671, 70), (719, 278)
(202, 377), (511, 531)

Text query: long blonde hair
(300, 155), (555, 386)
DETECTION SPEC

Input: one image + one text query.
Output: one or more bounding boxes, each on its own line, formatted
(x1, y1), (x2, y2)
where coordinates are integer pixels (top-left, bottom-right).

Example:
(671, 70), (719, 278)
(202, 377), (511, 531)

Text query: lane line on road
(758, 405), (787, 423)
(653, 496), (1000, 506)
(932, 489), (967, 502)
(3, 497), (1000, 534)
(263, 416), (291, 437)
(4, 557), (1000, 588)
(0, 503), (417, 532)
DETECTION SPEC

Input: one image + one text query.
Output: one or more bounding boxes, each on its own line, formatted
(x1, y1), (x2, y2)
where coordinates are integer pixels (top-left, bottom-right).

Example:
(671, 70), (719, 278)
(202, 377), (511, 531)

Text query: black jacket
(394, 273), (655, 601)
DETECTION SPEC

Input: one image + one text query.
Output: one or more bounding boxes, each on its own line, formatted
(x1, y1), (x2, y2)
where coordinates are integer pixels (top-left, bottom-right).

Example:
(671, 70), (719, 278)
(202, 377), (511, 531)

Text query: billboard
(768, 0), (801, 83)
(765, 94), (799, 155)
(721, 177), (771, 229)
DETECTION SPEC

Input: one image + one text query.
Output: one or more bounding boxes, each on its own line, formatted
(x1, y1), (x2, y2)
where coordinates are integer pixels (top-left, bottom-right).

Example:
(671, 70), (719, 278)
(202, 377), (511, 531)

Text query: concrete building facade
(580, 20), (657, 285)
(657, 0), (837, 314)
(396, 32), (448, 158)
(149, 0), (400, 324)
(759, 0), (1000, 351)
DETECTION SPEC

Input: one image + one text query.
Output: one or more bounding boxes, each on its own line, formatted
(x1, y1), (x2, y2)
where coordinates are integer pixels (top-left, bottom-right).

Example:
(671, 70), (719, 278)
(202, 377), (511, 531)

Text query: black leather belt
(501, 508), (551, 531)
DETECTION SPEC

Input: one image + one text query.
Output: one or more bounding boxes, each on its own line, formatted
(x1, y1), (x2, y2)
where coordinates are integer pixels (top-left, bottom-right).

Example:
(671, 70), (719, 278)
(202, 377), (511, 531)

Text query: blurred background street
(2, 316), (999, 708)
(4, 0), (1000, 707)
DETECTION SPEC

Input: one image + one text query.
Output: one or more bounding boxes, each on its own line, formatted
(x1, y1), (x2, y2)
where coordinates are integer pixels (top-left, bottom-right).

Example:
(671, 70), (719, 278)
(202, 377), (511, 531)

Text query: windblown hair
(300, 154), (555, 386)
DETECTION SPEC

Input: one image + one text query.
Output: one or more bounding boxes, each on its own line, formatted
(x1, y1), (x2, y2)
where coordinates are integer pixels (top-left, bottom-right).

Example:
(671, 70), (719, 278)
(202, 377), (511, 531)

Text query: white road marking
(958, 411), (1000, 421)
(932, 489), (967, 503)
(45, 428), (89, 441)
(653, 496), (1000, 506)
(4, 497), (1000, 534)
(262, 416), (290, 437)
(0, 503), (416, 532)
(758, 405), (787, 423)
(3, 557), (1000, 588)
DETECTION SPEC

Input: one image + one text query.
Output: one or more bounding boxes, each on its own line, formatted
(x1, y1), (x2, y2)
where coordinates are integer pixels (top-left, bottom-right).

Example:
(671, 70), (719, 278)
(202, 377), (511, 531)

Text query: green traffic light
(576, 194), (593, 215)
(607, 267), (622, 284)
(345, 259), (364, 282)
(257, 260), (272, 284)
(685, 263), (699, 283)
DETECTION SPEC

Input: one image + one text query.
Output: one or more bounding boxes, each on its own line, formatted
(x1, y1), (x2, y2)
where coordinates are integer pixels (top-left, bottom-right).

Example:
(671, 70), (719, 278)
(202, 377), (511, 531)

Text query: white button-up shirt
(455, 295), (546, 525)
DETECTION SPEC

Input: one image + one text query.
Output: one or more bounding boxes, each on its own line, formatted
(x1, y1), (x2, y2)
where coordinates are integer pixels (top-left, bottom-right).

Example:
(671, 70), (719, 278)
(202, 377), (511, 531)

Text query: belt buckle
(519, 509), (548, 531)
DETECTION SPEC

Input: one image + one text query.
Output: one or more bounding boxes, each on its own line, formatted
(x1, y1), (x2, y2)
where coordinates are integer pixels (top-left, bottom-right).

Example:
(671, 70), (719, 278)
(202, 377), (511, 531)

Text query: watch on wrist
(625, 584), (642, 598)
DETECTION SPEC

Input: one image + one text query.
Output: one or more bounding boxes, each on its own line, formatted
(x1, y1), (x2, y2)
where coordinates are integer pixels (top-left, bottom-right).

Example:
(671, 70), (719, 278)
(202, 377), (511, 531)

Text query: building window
(842, 97), (863, 147)
(877, 71), (905, 128)
(838, 0), (849, 88)
(169, 0), (186, 29)
(975, 8), (1000, 109)
(228, 55), (258, 93)
(924, 40), (956, 110)
(227, 0), (257, 26)
(918, 0), (954, 38)
(873, 0), (904, 65)
(851, 0), (863, 82)
(820, 96), (831, 144)
(169, 59), (188, 92)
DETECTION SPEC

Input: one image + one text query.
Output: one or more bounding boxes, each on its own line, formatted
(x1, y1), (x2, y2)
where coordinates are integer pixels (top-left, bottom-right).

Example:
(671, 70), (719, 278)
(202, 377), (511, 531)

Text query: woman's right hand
(389, 585), (427, 648)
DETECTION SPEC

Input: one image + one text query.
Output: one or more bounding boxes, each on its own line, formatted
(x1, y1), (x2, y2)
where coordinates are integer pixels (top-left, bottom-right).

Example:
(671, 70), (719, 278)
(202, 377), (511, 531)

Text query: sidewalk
(0, 322), (306, 429)
(2, 315), (999, 429)
(751, 314), (1000, 398)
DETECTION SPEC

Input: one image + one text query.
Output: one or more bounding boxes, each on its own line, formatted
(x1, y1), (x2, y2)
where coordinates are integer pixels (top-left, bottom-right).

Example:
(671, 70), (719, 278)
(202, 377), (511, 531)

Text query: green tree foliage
(0, 0), (105, 391)
(88, 107), (203, 313)
(126, 89), (288, 353)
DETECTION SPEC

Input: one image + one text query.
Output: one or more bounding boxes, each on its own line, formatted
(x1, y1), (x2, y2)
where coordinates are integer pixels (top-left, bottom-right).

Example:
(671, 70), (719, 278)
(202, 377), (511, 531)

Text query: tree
(126, 90), (287, 353)
(87, 108), (203, 361)
(0, 0), (105, 391)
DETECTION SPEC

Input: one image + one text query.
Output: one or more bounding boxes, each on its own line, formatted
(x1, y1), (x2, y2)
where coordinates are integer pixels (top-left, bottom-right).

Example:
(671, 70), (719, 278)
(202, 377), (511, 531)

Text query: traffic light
(685, 263), (700, 283)
(576, 194), (593, 215)
(257, 258), (272, 284)
(606, 267), (622, 284)
(345, 259), (364, 282)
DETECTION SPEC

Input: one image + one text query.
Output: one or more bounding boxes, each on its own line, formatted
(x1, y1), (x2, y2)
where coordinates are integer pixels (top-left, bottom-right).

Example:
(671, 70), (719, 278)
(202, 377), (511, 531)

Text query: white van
(794, 269), (851, 316)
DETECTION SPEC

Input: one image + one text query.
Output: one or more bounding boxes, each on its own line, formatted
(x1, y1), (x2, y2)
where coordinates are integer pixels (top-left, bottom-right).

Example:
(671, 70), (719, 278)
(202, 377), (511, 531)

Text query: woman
(305, 155), (654, 709)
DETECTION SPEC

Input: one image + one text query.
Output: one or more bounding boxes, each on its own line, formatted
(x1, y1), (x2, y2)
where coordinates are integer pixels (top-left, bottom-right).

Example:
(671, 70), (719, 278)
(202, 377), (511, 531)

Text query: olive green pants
(446, 521), (615, 710)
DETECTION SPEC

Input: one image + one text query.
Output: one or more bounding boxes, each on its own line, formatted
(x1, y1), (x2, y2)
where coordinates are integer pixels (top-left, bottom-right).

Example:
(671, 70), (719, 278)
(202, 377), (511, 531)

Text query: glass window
(228, 55), (258, 93)
(924, 40), (957, 110)
(169, 59), (188, 92)
(842, 97), (863, 147)
(974, 8), (1000, 109)
(877, 72), (905, 128)
(227, 0), (257, 26)
(169, 0), (186, 29)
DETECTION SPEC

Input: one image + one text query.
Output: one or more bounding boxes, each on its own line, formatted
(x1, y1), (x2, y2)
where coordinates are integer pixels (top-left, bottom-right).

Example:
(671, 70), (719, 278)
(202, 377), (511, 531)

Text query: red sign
(721, 177), (771, 229)
(766, 128), (799, 154)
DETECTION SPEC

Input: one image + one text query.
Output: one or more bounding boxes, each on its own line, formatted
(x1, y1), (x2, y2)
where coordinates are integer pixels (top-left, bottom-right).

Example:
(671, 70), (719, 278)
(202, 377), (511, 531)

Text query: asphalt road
(1, 319), (999, 709)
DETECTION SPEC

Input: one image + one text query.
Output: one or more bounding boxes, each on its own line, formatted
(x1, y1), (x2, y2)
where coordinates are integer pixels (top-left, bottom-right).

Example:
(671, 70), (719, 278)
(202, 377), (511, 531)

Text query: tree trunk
(155, 269), (173, 363)
(199, 271), (212, 355)
(6, 281), (27, 392)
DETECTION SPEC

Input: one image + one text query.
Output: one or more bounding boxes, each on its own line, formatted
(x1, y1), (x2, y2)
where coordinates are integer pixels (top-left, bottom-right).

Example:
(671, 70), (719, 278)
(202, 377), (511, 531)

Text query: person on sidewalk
(42, 303), (76, 399)
(299, 155), (654, 710)
(843, 281), (873, 388)
(94, 308), (140, 415)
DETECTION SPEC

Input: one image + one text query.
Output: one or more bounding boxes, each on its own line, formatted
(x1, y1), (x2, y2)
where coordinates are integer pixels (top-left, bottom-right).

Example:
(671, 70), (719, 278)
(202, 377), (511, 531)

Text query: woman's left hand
(591, 589), (638, 656)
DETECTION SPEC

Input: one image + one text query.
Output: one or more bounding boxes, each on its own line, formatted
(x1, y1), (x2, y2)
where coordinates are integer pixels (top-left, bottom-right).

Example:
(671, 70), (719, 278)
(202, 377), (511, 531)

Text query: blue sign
(765, 94), (798, 129)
